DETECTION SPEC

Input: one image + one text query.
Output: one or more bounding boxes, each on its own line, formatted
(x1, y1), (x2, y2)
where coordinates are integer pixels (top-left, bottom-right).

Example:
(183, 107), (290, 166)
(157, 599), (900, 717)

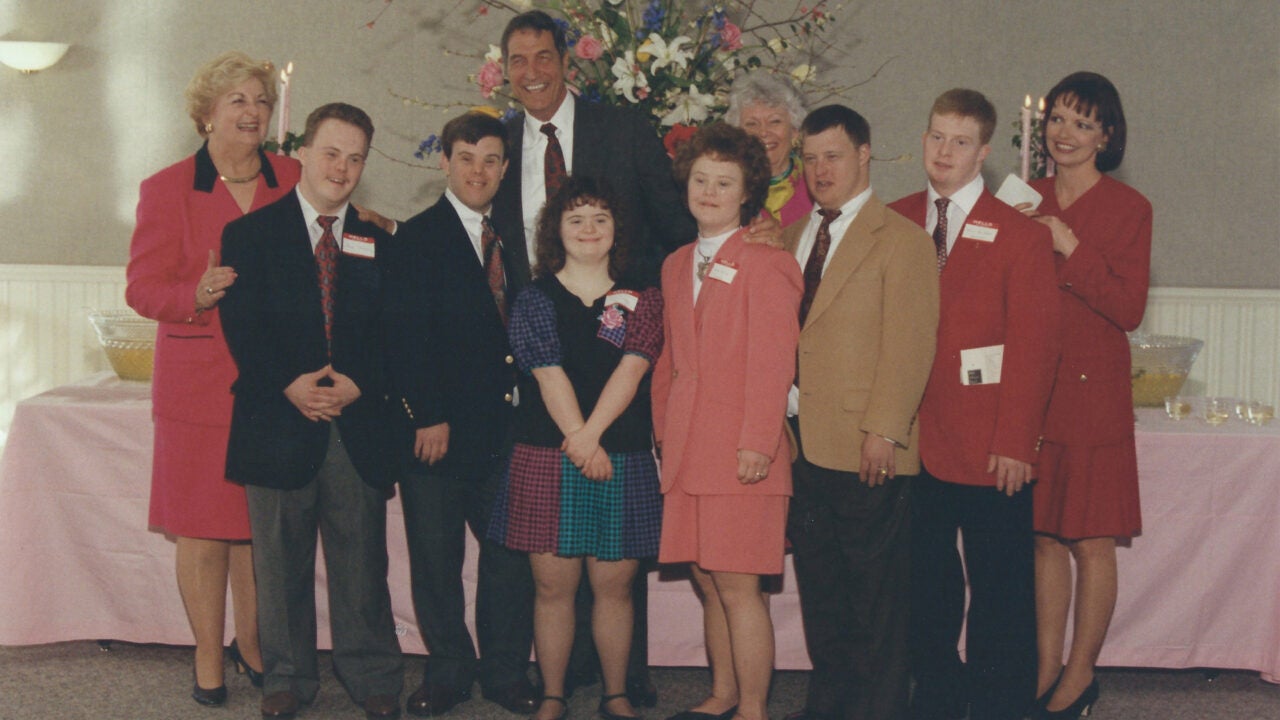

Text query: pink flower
(600, 306), (625, 329)
(575, 35), (604, 61)
(476, 60), (504, 99)
(719, 21), (743, 51)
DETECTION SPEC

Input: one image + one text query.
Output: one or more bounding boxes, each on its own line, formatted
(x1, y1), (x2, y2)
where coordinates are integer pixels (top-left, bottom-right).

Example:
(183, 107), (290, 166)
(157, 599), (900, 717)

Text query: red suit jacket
(651, 229), (802, 496)
(126, 145), (300, 427)
(1031, 175), (1152, 446)
(889, 189), (1060, 486)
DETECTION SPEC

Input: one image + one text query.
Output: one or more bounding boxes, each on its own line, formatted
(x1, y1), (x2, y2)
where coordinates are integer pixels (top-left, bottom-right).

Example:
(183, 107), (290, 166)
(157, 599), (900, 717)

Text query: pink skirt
(659, 485), (788, 575)
(1034, 439), (1141, 540)
(148, 417), (250, 540)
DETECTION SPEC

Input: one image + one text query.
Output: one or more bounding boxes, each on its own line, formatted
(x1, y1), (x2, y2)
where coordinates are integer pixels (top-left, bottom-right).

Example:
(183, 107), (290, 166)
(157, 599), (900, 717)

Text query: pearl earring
(205, 123), (214, 134)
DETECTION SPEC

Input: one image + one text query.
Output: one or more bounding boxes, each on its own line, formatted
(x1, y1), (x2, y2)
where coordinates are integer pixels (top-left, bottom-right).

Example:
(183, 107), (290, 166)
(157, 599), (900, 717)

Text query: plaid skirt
(488, 443), (661, 561)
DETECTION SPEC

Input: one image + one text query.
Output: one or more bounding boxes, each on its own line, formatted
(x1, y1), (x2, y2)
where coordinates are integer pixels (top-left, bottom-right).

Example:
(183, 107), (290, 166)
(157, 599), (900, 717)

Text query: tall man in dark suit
(486, 11), (697, 707)
(780, 105), (938, 720)
(384, 112), (537, 717)
(888, 89), (1060, 720)
(220, 103), (403, 720)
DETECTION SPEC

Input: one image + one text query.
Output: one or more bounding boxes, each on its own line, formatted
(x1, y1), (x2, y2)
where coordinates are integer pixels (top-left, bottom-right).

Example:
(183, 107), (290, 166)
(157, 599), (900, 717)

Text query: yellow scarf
(764, 155), (801, 220)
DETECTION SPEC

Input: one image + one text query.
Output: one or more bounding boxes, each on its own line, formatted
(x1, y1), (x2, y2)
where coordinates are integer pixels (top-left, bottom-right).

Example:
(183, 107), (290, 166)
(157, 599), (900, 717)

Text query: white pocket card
(960, 344), (1004, 385)
(995, 173), (1043, 211)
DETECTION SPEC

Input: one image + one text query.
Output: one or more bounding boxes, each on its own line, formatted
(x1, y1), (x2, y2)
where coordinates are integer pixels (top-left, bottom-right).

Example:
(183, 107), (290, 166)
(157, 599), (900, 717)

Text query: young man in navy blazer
(221, 103), (403, 720)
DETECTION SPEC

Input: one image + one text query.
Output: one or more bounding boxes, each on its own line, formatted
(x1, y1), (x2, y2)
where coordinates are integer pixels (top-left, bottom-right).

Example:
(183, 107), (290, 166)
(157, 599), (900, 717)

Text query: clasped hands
(562, 427), (612, 481)
(284, 366), (361, 423)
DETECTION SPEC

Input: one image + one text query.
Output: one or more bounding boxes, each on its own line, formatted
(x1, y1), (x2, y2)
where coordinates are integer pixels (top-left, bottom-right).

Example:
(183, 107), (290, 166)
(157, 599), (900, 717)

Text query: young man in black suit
(220, 103), (403, 720)
(384, 111), (537, 717)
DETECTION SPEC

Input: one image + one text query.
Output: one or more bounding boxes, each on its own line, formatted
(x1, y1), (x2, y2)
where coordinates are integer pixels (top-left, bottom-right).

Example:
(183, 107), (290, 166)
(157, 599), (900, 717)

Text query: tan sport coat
(783, 193), (939, 475)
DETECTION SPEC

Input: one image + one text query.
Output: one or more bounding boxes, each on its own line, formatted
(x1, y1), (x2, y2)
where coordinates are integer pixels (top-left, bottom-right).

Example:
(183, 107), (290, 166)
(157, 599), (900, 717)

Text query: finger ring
(205, 287), (214, 295)
(878, 467), (888, 475)
(755, 471), (766, 478)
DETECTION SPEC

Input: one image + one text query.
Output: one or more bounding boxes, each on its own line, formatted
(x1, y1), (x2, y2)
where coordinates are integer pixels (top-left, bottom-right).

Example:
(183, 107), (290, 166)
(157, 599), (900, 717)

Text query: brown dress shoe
(483, 681), (539, 715)
(364, 693), (402, 719)
(261, 690), (301, 719)
(406, 681), (470, 717)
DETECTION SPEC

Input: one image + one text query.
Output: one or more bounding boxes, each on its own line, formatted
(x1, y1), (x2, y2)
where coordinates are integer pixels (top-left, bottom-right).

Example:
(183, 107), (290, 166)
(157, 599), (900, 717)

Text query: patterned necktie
(933, 197), (950, 273)
(481, 216), (508, 327)
(541, 122), (567, 202)
(799, 208), (841, 326)
(315, 215), (339, 354)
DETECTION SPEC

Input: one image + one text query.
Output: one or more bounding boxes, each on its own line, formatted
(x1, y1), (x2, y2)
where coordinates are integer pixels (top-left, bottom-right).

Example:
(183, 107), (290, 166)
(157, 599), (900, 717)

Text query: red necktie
(315, 215), (339, 354)
(799, 208), (841, 326)
(933, 197), (950, 273)
(482, 216), (508, 327)
(541, 122), (567, 202)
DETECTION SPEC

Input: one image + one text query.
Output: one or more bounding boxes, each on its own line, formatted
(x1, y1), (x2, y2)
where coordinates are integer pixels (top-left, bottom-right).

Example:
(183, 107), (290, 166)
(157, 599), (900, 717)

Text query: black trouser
(787, 451), (913, 720)
(908, 470), (1035, 720)
(399, 454), (534, 693)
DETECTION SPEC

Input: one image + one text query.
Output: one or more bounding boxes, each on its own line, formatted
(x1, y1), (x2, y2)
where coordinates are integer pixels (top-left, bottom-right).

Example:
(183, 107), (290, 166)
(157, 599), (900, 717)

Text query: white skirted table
(2, 374), (1279, 679)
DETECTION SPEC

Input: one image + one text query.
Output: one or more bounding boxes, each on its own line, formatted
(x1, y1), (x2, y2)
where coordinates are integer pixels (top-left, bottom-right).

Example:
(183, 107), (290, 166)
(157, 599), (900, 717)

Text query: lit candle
(1039, 96), (1054, 177)
(276, 61), (293, 153)
(1020, 95), (1032, 181)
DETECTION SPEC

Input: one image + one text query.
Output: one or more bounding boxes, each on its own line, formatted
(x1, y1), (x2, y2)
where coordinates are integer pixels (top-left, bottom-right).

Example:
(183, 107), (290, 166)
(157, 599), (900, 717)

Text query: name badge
(342, 234), (376, 258)
(961, 221), (998, 243)
(707, 261), (738, 284)
(605, 290), (639, 311)
(960, 344), (1004, 385)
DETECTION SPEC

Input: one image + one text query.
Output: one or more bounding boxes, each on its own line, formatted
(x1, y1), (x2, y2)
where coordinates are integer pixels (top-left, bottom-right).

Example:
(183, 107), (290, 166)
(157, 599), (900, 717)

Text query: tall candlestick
(277, 61), (293, 154)
(1039, 96), (1053, 177)
(1020, 95), (1032, 181)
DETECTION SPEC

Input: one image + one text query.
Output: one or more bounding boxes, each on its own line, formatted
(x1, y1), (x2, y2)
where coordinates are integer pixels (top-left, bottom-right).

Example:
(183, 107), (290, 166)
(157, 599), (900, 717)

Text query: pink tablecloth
(2, 376), (1279, 679)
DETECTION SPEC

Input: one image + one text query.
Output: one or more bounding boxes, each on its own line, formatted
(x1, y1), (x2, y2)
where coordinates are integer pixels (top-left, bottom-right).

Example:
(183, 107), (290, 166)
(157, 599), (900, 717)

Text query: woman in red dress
(1021, 72), (1152, 719)
(125, 51), (300, 706)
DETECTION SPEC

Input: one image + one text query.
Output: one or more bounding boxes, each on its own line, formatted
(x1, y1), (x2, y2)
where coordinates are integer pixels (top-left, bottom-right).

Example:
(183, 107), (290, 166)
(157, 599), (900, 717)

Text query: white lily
(660, 86), (716, 126)
(596, 20), (618, 50)
(484, 44), (502, 63)
(638, 33), (693, 73)
(611, 51), (649, 104)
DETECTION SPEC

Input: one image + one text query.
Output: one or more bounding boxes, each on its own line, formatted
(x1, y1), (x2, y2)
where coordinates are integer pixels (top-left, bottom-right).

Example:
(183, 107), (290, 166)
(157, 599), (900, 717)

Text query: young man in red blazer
(888, 89), (1060, 720)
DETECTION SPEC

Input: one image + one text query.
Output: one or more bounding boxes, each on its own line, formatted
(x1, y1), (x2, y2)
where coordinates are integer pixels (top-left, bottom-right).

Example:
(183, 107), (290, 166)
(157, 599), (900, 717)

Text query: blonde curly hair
(184, 51), (277, 138)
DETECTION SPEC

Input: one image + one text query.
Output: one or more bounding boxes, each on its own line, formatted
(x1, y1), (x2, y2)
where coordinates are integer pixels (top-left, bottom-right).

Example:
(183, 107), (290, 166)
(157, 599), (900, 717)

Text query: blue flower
(414, 134), (442, 159)
(499, 108), (519, 123)
(553, 18), (578, 46)
(642, 0), (665, 33)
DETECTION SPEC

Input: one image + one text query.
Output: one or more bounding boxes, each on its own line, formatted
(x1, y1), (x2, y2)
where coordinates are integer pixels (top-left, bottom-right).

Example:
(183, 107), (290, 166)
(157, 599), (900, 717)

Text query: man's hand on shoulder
(743, 213), (783, 249)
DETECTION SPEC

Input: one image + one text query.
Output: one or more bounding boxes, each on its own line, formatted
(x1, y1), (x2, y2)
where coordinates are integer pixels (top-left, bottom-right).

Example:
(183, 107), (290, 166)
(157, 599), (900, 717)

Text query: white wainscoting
(0, 265), (1277, 438)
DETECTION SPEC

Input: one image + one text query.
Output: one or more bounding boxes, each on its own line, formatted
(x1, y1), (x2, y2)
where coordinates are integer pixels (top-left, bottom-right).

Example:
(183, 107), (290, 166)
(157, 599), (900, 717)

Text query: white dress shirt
(520, 95), (576, 263)
(443, 188), (489, 265)
(791, 186), (873, 273)
(296, 188), (350, 253)
(926, 174), (984, 255)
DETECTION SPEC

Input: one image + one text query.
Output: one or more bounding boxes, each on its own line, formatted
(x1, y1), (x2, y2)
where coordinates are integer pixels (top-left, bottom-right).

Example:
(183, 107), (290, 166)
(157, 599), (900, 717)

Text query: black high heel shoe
(599, 692), (641, 720)
(191, 667), (227, 707)
(1036, 678), (1099, 719)
(1031, 668), (1064, 715)
(228, 638), (265, 688)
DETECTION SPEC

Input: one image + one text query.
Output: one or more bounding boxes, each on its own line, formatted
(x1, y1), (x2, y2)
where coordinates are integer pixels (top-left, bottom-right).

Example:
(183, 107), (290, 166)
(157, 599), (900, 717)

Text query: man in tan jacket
(781, 104), (939, 720)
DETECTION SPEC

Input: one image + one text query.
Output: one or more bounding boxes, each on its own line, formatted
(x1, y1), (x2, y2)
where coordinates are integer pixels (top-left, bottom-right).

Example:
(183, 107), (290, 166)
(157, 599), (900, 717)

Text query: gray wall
(2, 0), (1276, 288)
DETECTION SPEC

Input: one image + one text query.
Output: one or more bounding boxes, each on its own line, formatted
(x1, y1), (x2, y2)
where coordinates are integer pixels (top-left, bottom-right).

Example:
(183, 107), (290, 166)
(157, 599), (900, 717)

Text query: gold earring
(1097, 142), (1107, 151)
(204, 122), (213, 134)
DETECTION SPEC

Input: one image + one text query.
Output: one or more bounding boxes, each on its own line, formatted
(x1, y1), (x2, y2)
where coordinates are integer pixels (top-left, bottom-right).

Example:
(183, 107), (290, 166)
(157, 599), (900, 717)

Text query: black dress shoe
(406, 681), (470, 717)
(484, 681), (539, 715)
(665, 707), (737, 720)
(625, 676), (658, 709)
(599, 692), (641, 720)
(364, 693), (402, 719)
(191, 682), (227, 706)
(1035, 678), (1099, 720)
(228, 638), (266, 688)
(262, 690), (301, 719)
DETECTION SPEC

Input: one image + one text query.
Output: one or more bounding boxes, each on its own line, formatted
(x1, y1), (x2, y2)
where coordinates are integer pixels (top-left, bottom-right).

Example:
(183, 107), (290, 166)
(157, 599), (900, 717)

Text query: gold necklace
(219, 168), (261, 184)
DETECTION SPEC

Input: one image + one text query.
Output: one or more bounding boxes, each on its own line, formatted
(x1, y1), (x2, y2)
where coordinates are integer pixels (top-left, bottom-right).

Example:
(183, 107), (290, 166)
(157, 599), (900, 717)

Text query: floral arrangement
(394, 0), (854, 160)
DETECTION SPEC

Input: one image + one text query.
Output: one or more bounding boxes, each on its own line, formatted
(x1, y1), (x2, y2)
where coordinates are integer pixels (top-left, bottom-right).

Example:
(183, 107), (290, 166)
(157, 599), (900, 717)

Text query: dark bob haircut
(533, 175), (631, 280)
(1042, 71), (1127, 172)
(501, 10), (568, 62)
(672, 122), (771, 227)
(440, 111), (508, 160)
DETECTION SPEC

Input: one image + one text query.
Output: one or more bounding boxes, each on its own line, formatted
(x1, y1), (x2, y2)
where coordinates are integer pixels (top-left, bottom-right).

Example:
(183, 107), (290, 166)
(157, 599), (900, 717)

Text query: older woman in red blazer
(125, 51), (300, 706)
(652, 123), (802, 720)
(1019, 72), (1152, 720)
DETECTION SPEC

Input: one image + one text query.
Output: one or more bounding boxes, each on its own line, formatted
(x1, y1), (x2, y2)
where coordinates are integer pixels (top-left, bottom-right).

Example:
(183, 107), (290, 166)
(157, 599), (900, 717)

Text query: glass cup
(1247, 402), (1275, 426)
(1164, 395), (1192, 421)
(1234, 398), (1251, 421)
(1204, 397), (1230, 426)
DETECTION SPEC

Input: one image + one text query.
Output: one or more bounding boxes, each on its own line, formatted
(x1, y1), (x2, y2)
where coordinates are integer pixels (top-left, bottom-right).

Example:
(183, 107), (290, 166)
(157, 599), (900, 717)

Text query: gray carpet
(2, 641), (1280, 719)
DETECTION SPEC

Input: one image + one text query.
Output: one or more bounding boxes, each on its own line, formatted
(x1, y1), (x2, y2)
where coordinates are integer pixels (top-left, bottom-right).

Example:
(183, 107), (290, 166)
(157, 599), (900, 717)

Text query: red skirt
(659, 485), (788, 575)
(1034, 439), (1141, 540)
(148, 417), (250, 540)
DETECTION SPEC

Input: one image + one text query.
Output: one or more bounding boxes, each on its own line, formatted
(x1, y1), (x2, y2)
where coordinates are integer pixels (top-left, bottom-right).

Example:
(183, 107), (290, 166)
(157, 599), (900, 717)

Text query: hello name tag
(342, 234), (376, 258)
(605, 290), (639, 312)
(961, 221), (998, 243)
(960, 343), (1004, 385)
(707, 261), (738, 284)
